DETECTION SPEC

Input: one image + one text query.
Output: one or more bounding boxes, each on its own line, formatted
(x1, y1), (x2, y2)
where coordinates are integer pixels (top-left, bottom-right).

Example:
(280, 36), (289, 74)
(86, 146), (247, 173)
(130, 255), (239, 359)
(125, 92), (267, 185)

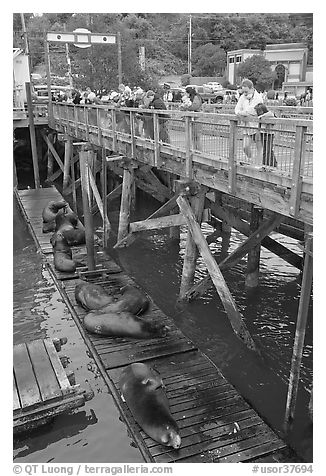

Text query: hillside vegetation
(13, 13), (312, 90)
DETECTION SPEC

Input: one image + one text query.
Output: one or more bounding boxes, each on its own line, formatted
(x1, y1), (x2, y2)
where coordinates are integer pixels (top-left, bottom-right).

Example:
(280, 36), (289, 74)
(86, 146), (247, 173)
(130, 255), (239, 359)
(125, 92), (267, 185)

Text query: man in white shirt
(235, 79), (263, 159)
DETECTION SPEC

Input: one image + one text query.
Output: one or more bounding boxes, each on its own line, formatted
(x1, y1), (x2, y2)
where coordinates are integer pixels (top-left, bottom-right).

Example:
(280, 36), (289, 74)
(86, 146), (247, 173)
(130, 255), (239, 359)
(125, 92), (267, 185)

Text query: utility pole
(117, 31), (122, 85)
(188, 14), (192, 76)
(64, 24), (73, 91)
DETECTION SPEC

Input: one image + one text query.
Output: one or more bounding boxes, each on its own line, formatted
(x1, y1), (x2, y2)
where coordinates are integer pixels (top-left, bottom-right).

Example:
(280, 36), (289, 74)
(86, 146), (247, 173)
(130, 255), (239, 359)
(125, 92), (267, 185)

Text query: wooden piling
(101, 147), (109, 244)
(63, 135), (72, 191)
(117, 165), (134, 243)
(284, 235), (313, 431)
(25, 82), (40, 189)
(179, 186), (206, 300)
(245, 205), (264, 288)
(79, 150), (95, 270)
(46, 132), (54, 180)
(177, 195), (259, 352)
(70, 148), (77, 214)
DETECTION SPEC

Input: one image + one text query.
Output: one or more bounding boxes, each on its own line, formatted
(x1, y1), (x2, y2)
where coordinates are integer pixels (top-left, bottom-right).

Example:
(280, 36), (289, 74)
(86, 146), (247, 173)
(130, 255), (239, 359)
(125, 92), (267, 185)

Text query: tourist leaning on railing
(234, 78), (263, 160)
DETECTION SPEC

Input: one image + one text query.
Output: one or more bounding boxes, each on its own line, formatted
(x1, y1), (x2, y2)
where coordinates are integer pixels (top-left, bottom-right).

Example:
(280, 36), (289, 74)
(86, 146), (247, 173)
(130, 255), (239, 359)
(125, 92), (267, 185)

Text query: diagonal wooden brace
(186, 213), (283, 300)
(177, 195), (259, 353)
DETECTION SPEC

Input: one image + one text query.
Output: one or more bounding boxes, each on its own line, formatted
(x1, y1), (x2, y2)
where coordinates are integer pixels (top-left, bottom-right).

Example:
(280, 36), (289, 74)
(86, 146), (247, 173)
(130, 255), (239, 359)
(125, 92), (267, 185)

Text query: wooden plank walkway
(14, 186), (298, 462)
(13, 338), (90, 435)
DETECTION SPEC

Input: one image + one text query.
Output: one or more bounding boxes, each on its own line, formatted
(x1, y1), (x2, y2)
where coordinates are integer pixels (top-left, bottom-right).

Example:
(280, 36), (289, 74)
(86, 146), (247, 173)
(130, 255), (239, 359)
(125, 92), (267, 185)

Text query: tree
(236, 55), (276, 90)
(192, 43), (226, 76)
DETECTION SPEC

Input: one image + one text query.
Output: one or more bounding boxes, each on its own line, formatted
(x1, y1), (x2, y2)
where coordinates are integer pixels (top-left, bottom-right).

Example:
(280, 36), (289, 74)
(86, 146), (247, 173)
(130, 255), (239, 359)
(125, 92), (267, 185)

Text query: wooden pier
(13, 337), (93, 435)
(14, 186), (299, 463)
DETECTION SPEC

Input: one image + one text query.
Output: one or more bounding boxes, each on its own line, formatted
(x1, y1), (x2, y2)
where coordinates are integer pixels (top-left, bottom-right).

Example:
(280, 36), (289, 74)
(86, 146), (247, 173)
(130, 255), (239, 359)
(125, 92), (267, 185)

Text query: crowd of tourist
(50, 79), (312, 164)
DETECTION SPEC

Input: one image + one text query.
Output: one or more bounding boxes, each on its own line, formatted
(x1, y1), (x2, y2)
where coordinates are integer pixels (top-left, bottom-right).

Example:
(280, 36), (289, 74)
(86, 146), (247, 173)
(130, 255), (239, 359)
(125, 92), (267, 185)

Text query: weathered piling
(25, 82), (40, 189)
(79, 150), (95, 270)
(117, 164), (134, 243)
(284, 235), (313, 431)
(63, 134), (72, 191)
(179, 182), (206, 300)
(245, 206), (264, 288)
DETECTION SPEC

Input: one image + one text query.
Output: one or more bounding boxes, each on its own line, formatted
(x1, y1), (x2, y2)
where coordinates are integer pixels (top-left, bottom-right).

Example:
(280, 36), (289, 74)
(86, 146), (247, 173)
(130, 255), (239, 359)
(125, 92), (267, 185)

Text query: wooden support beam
(177, 195), (259, 352)
(114, 193), (179, 249)
(245, 206), (264, 288)
(70, 149), (77, 214)
(284, 235), (313, 431)
(79, 150), (96, 271)
(117, 166), (134, 244)
(208, 199), (302, 270)
(185, 116), (193, 179)
(41, 132), (65, 173)
(63, 135), (72, 191)
(46, 132), (55, 180)
(187, 212), (283, 300)
(25, 82), (40, 189)
(101, 147), (109, 244)
(130, 214), (187, 233)
(179, 189), (206, 299)
(47, 153), (78, 184)
(88, 167), (111, 236)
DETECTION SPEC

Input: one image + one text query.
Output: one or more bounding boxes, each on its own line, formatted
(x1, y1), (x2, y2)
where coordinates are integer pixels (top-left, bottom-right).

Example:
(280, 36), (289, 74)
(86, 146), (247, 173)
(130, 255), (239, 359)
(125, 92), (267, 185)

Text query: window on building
(229, 56), (234, 64)
(236, 55), (242, 63)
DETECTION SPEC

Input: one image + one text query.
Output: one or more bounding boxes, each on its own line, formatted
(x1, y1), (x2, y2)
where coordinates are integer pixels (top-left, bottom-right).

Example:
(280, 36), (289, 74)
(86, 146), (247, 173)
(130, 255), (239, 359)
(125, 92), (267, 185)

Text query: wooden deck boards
(14, 187), (298, 462)
(13, 339), (89, 434)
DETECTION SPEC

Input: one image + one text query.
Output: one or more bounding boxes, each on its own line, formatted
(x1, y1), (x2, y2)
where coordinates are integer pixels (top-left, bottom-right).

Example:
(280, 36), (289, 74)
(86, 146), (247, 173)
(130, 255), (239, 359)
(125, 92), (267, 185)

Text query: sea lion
(116, 285), (150, 315)
(83, 310), (168, 339)
(55, 207), (86, 246)
(119, 363), (181, 449)
(75, 282), (114, 311)
(51, 231), (76, 273)
(42, 199), (67, 233)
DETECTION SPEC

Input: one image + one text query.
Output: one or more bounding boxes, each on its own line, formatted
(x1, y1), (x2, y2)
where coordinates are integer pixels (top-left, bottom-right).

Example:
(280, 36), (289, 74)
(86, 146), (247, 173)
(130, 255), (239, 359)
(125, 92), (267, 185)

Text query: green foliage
(15, 13), (313, 90)
(237, 55), (277, 90)
(192, 43), (226, 76)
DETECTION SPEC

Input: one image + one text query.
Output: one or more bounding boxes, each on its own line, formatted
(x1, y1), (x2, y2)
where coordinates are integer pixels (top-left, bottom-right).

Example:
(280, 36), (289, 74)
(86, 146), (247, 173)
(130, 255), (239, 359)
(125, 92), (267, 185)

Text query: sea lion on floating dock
(42, 199), (67, 233)
(55, 207), (86, 246)
(83, 309), (168, 339)
(100, 285), (150, 316)
(75, 282), (115, 311)
(51, 231), (77, 273)
(119, 363), (181, 449)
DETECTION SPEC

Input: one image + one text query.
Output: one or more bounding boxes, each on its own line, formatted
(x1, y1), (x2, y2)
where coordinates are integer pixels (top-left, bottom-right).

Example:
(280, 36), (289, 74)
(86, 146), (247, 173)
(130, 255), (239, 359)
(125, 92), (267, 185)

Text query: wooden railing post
(289, 125), (307, 217)
(185, 115), (193, 179)
(228, 119), (237, 195)
(79, 150), (96, 271)
(112, 108), (117, 151)
(153, 112), (161, 167)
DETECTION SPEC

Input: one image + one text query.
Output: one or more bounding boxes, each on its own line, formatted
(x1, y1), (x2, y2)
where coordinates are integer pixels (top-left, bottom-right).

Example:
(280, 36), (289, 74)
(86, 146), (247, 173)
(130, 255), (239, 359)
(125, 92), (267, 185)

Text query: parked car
(204, 82), (223, 92)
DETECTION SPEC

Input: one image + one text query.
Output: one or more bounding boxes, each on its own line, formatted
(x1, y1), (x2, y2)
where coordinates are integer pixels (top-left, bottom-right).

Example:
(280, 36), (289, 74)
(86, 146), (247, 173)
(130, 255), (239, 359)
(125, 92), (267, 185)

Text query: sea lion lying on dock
(83, 309), (168, 339)
(119, 363), (181, 449)
(75, 282), (115, 311)
(42, 199), (67, 233)
(75, 282), (150, 315)
(51, 231), (77, 273)
(55, 206), (86, 246)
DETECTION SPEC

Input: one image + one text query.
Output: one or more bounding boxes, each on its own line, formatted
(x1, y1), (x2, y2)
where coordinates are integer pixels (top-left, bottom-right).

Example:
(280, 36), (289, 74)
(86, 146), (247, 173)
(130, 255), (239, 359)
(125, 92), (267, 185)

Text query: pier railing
(50, 103), (313, 223)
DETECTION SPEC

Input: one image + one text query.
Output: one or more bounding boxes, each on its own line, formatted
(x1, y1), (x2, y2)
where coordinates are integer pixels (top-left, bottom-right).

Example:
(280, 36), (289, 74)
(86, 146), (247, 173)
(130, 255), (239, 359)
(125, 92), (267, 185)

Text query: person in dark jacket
(142, 90), (169, 143)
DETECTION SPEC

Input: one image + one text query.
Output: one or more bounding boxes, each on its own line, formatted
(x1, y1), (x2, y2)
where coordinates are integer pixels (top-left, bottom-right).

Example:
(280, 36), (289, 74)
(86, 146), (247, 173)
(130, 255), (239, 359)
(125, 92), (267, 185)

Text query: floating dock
(14, 186), (298, 462)
(13, 337), (93, 435)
